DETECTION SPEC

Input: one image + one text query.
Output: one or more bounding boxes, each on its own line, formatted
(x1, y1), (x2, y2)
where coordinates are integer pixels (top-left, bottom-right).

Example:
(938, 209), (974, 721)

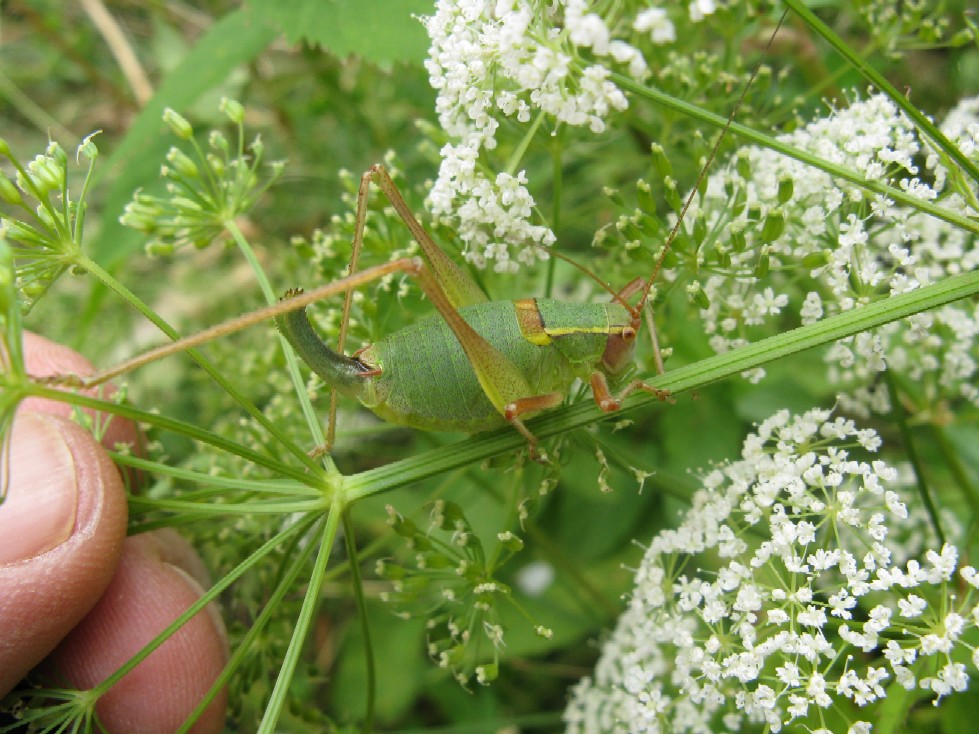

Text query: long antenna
(546, 248), (640, 314)
(637, 10), (789, 312)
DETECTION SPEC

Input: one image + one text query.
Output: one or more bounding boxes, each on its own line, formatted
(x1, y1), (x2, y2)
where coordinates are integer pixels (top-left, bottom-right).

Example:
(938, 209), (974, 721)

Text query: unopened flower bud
(776, 175), (794, 204)
(77, 132), (101, 161)
(166, 148), (199, 179)
(34, 203), (57, 230)
(28, 156), (63, 193)
(664, 177), (681, 212)
(220, 97), (244, 124)
(729, 222), (747, 252)
(735, 149), (751, 179)
(145, 240), (175, 257)
(760, 208), (785, 244)
(0, 172), (23, 205)
(650, 142), (672, 178)
(45, 141), (67, 168)
(206, 153), (225, 178)
(209, 130), (229, 153)
(163, 108), (193, 139)
(603, 186), (624, 207)
(636, 179), (655, 212)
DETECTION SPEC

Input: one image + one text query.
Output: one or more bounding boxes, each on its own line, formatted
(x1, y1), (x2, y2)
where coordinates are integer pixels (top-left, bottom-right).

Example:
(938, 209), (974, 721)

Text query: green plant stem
(783, 0), (979, 184)
(505, 109), (546, 177)
(110, 453), (319, 494)
(224, 220), (333, 469)
(76, 253), (323, 474)
(258, 498), (343, 734)
(930, 423), (979, 516)
(24, 383), (315, 484)
(90, 513), (316, 700)
(884, 370), (945, 546)
(128, 496), (328, 515)
(608, 73), (979, 237)
(175, 514), (322, 734)
(545, 126), (565, 300)
(345, 268), (979, 503)
(343, 511), (376, 734)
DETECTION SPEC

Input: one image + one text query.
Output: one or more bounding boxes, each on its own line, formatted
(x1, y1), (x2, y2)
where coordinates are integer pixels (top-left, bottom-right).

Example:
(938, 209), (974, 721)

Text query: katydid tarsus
(41, 17), (783, 462)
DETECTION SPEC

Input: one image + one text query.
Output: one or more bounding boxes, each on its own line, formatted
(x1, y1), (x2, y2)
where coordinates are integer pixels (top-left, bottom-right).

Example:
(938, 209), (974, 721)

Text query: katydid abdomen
(278, 298), (634, 434)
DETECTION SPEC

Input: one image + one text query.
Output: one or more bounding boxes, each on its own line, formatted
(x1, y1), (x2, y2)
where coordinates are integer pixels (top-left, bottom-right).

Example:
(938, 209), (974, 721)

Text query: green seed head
(650, 142), (672, 178)
(28, 156), (63, 193)
(0, 172), (23, 206)
(220, 97), (244, 124)
(45, 141), (68, 168)
(776, 175), (794, 204)
(77, 132), (101, 161)
(166, 147), (199, 179)
(163, 108), (193, 140)
(761, 207), (786, 244)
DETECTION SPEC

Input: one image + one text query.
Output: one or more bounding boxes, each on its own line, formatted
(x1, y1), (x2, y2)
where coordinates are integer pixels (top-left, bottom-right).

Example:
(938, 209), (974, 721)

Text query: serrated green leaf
(246, 0), (431, 67)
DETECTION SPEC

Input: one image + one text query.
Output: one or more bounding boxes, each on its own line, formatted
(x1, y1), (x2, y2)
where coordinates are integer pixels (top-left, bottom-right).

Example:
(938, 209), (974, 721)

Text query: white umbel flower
(564, 408), (976, 733)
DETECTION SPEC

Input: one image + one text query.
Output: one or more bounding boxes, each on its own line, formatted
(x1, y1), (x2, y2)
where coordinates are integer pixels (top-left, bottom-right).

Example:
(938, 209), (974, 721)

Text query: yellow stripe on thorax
(543, 325), (611, 336)
(515, 299), (619, 345)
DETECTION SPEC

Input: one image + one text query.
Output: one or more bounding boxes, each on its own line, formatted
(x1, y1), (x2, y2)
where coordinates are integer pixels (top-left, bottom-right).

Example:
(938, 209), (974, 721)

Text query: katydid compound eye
(622, 326), (637, 341)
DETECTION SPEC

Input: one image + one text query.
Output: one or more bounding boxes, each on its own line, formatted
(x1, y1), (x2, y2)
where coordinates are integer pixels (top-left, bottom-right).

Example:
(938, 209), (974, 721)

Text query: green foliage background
(1, 0), (978, 731)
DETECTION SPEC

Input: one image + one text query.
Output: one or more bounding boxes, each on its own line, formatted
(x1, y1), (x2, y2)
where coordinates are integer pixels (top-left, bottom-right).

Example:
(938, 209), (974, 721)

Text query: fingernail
(0, 413), (79, 564)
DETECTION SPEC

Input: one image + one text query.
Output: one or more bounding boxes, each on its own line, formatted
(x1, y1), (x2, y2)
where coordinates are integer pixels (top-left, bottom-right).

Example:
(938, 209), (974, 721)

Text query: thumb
(0, 412), (128, 696)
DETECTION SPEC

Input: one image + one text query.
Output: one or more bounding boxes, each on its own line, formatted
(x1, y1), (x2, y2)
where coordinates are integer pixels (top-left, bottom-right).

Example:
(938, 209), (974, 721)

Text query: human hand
(0, 332), (227, 733)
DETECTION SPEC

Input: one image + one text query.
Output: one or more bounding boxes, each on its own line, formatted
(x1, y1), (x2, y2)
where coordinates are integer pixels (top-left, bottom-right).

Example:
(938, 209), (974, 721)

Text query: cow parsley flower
(664, 93), (978, 411)
(422, 1), (733, 270)
(564, 408), (977, 734)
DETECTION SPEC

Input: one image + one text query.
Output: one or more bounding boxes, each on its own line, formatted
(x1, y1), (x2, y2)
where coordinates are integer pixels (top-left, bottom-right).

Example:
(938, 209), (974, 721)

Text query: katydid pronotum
(41, 19), (784, 462)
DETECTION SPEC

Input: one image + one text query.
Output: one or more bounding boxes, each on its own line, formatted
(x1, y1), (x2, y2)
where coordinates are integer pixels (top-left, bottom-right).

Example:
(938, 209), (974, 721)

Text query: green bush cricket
(40, 19), (781, 461)
(274, 163), (674, 461)
(51, 156), (702, 462)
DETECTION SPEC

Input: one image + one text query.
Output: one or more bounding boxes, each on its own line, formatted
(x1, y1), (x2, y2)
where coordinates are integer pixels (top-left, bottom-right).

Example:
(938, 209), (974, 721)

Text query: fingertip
(51, 532), (228, 734)
(0, 414), (128, 696)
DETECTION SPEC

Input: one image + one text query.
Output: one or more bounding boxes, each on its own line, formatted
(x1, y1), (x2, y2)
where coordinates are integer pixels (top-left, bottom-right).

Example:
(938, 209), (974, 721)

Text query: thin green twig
(884, 370), (945, 546)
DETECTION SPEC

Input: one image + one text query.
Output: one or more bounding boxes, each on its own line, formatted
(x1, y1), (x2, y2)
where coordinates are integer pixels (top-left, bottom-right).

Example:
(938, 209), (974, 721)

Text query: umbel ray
(42, 21), (783, 462)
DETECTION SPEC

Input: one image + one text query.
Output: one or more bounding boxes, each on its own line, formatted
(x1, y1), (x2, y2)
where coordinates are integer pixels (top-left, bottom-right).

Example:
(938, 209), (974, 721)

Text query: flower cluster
(0, 134), (100, 312)
(119, 99), (284, 254)
(658, 93), (978, 413)
(422, 0), (723, 271)
(378, 500), (551, 687)
(564, 408), (977, 733)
